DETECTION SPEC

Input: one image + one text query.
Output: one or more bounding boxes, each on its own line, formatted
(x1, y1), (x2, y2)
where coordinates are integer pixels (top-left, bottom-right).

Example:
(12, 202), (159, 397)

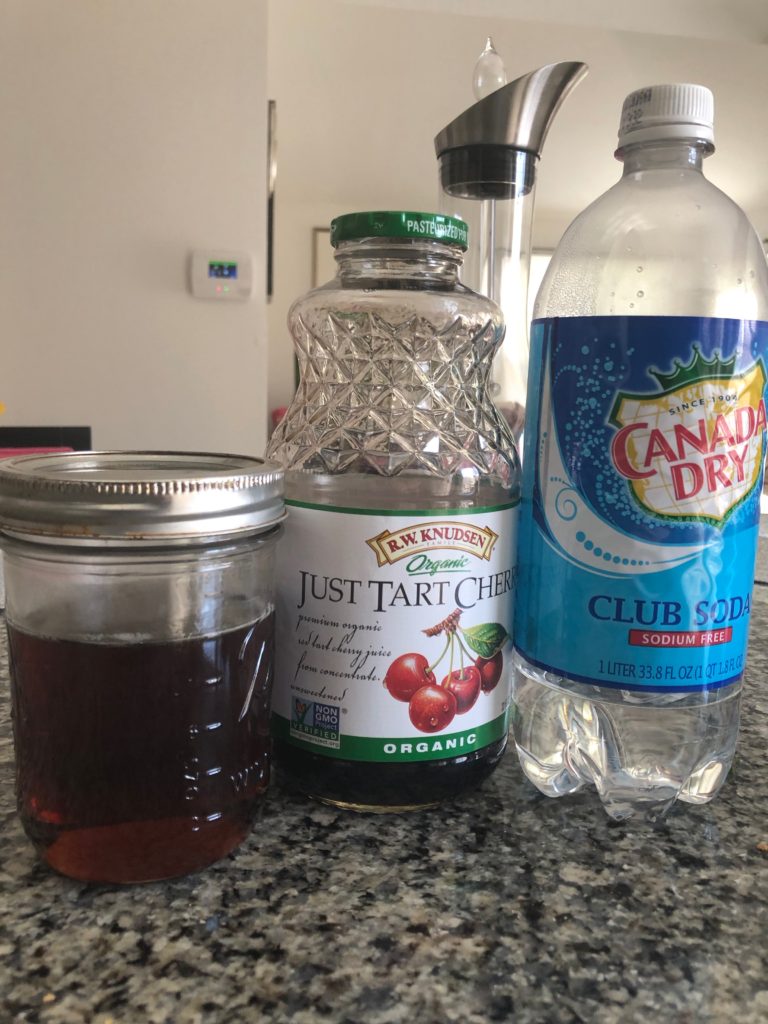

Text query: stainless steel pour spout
(435, 61), (588, 198)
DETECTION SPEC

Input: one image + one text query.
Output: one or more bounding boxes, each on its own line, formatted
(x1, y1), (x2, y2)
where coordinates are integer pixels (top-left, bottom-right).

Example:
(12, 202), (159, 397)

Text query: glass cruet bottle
(266, 210), (520, 809)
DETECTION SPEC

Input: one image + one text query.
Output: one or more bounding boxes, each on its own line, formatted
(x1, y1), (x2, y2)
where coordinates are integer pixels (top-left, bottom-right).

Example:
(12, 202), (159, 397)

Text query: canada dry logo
(609, 347), (767, 526)
(366, 520), (500, 567)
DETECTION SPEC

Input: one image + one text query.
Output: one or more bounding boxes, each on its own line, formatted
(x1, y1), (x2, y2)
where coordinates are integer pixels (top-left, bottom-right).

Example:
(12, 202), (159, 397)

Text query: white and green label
(272, 501), (518, 763)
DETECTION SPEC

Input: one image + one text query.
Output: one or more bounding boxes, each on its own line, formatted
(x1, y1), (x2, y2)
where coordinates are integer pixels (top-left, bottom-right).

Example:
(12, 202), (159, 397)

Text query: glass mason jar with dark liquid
(0, 451), (284, 883)
(266, 211), (520, 809)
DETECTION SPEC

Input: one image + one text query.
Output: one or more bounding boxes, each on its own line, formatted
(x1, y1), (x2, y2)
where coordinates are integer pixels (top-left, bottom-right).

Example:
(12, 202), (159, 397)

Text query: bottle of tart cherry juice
(266, 211), (519, 809)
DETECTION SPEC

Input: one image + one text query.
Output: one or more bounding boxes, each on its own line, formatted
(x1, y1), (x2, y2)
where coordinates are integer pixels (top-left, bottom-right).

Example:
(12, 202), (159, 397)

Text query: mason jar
(0, 451), (284, 883)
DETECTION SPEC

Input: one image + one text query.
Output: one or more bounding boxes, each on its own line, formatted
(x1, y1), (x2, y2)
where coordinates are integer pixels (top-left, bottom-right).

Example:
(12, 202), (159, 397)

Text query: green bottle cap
(330, 211), (468, 250)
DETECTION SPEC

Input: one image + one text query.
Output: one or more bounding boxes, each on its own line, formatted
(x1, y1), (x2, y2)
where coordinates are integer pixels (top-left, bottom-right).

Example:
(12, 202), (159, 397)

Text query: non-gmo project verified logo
(290, 697), (341, 749)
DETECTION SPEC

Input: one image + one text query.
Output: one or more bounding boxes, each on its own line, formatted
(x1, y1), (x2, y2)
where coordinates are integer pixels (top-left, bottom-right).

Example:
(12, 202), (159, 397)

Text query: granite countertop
(2, 585), (768, 1024)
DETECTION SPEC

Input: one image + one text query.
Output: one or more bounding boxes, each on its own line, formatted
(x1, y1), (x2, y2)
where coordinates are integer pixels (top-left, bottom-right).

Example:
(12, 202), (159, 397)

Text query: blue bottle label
(515, 316), (768, 692)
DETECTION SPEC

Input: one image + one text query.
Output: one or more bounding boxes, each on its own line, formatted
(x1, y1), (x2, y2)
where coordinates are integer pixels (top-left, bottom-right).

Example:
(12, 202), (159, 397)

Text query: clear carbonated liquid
(512, 659), (741, 820)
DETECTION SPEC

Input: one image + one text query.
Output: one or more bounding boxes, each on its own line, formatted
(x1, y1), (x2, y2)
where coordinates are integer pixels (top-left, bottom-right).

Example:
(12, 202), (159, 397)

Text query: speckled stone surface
(2, 592), (768, 1024)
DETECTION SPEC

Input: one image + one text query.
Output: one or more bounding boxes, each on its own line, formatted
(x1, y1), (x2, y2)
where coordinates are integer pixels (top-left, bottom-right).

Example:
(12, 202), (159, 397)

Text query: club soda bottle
(513, 84), (768, 820)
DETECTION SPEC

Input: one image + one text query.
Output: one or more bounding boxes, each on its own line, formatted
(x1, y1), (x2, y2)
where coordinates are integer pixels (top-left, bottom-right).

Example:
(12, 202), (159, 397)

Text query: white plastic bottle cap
(617, 83), (715, 150)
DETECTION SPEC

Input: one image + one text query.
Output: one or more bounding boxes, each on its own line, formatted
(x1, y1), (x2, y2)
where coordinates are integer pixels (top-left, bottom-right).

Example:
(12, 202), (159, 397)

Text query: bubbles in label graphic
(571, 527), (649, 565)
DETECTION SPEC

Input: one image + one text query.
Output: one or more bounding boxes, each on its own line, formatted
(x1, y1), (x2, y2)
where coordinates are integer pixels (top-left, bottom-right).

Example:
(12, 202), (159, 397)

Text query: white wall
(1, 1), (269, 455)
(266, 0), (768, 417)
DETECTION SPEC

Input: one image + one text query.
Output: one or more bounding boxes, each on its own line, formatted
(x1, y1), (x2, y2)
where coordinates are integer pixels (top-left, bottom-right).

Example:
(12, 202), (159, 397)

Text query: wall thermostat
(190, 250), (253, 301)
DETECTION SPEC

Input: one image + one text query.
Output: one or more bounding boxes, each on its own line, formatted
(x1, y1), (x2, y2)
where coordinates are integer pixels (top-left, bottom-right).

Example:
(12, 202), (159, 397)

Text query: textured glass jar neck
(617, 139), (710, 176)
(334, 238), (463, 286)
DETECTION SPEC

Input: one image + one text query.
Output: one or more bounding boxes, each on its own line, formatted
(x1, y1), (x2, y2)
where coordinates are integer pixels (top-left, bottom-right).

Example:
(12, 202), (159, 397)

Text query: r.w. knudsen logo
(366, 520), (499, 567)
(609, 347), (767, 526)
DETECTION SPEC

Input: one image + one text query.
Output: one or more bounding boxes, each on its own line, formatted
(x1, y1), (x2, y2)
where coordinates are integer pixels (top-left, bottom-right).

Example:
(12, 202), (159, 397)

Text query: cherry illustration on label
(408, 685), (457, 733)
(384, 652), (436, 702)
(381, 609), (509, 733)
(441, 667), (481, 713)
(476, 651), (504, 693)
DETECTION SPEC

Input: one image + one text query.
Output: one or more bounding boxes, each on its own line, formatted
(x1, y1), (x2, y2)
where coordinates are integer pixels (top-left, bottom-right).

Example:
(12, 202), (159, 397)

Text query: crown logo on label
(649, 345), (738, 392)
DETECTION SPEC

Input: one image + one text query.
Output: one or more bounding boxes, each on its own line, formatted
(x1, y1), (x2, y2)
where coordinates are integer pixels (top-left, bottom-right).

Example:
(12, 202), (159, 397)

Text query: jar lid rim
(0, 451), (285, 544)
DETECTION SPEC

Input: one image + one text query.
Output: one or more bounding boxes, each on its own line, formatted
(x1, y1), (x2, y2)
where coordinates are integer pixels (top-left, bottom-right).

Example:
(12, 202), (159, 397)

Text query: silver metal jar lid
(0, 451), (285, 546)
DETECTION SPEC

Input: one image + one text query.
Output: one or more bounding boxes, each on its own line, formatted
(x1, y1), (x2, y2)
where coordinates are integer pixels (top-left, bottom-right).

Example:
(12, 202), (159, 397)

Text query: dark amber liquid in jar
(8, 614), (274, 882)
(273, 737), (507, 810)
